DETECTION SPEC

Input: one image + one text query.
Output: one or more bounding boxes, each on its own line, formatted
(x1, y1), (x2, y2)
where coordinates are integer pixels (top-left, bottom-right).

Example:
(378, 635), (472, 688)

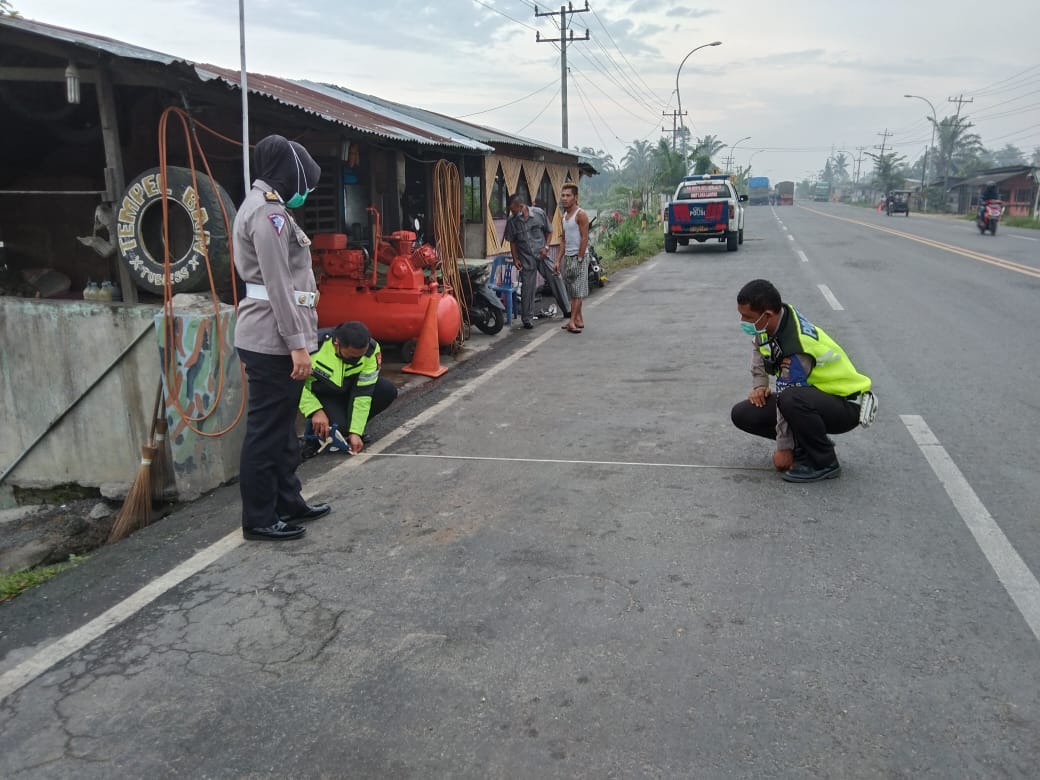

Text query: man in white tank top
(560, 183), (590, 332)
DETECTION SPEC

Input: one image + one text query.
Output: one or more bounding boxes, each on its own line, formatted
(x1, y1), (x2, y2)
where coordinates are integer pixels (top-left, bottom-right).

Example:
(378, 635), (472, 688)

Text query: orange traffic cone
(402, 293), (449, 378)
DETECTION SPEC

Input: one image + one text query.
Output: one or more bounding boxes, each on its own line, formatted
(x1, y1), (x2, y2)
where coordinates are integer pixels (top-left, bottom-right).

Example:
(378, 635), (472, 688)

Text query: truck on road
(775, 180), (794, 205)
(663, 174), (747, 254)
(813, 181), (832, 202)
(747, 176), (771, 205)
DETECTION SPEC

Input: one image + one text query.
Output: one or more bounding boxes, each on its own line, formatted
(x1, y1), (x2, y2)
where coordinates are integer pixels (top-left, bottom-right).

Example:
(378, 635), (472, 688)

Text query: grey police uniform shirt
(503, 206), (552, 269)
(232, 179), (318, 355)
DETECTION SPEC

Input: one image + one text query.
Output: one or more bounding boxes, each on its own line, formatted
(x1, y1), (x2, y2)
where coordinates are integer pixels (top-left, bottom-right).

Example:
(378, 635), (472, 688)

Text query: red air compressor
(312, 208), (461, 360)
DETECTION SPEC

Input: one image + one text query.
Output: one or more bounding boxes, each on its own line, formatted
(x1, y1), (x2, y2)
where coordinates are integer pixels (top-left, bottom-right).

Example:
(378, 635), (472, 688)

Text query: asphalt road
(2, 204), (1039, 778)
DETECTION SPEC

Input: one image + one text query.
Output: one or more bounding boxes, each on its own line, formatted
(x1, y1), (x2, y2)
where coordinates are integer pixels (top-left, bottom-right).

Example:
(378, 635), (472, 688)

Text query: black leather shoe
(522, 321), (534, 329)
(243, 521), (306, 541)
(782, 461), (841, 483)
(278, 503), (331, 523)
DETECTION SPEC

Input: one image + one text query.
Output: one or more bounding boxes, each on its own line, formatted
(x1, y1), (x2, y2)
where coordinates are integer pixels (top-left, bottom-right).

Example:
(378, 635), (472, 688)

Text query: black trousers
(731, 385), (861, 467)
(310, 377), (398, 433)
(237, 349), (309, 530)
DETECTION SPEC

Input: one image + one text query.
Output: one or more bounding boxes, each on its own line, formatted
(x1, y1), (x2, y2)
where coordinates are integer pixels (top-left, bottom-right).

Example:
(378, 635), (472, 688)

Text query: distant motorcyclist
(979, 180), (1000, 221)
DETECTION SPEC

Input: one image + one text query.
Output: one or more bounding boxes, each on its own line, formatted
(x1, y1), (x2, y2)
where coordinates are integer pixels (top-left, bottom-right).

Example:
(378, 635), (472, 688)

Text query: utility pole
(944, 94), (973, 208)
(663, 109), (685, 151)
(536, 3), (590, 148)
(874, 129), (892, 200)
(854, 146), (867, 186)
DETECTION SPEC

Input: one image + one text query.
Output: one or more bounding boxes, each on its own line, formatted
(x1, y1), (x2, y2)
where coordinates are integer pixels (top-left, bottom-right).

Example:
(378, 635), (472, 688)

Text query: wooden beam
(94, 63), (137, 303)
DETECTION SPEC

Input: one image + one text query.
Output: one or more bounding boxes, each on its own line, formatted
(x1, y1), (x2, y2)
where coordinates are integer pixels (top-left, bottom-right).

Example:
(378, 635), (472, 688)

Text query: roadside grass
(600, 223), (664, 274)
(0, 554), (85, 603)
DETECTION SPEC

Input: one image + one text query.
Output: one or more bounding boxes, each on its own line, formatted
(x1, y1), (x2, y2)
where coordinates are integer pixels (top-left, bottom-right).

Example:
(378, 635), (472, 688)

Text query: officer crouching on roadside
(299, 321), (398, 456)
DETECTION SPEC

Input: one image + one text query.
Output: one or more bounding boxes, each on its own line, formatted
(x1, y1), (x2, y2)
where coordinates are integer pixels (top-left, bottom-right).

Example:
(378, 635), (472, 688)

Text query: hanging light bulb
(65, 61), (80, 104)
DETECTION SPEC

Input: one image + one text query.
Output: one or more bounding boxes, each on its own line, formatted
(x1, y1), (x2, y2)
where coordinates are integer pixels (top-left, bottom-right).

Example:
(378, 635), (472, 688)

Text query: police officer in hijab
(233, 134), (331, 541)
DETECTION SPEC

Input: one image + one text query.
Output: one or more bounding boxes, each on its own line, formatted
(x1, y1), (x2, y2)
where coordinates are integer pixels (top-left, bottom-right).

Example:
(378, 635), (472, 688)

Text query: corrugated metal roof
(310, 82), (599, 171)
(951, 167), (1038, 189)
(195, 65), (492, 152)
(0, 15), (188, 67)
(2, 15), (595, 165)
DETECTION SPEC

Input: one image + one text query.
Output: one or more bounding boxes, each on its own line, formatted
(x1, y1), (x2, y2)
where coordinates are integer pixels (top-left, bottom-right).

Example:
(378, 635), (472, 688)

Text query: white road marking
(798, 250), (810, 263)
(0, 534), (242, 702)
(0, 269), (647, 703)
(902, 415), (1040, 644)
(1009, 234), (1037, 242)
(817, 284), (844, 310)
(787, 235), (795, 241)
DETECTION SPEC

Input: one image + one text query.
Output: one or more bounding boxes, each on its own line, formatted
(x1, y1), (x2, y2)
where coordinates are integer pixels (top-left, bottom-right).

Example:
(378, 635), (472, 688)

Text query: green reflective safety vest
(756, 304), (871, 397)
(299, 336), (381, 435)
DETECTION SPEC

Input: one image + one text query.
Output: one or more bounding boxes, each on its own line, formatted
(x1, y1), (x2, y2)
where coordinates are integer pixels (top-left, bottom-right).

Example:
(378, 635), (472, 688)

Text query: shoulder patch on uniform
(264, 191), (281, 202)
(268, 214), (287, 235)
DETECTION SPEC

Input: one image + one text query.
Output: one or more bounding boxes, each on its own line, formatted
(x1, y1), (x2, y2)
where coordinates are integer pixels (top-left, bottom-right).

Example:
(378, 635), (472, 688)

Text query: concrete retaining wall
(0, 296), (245, 507)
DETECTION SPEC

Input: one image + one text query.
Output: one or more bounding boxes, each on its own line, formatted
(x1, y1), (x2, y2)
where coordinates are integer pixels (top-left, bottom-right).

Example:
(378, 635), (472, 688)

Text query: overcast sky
(15, 0), (1040, 182)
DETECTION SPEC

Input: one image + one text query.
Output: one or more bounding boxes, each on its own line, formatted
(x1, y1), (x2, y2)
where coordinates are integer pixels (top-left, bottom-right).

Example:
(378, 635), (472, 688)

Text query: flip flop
(564, 326), (582, 334)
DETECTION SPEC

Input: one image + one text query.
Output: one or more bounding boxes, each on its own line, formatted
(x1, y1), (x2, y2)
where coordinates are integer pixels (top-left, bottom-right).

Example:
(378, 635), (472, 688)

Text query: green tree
(651, 139), (685, 197)
(831, 153), (850, 182)
(576, 146), (617, 173)
(866, 150), (908, 195)
(690, 134), (725, 174)
(621, 139), (655, 213)
(0, 0), (18, 15)
(989, 143), (1025, 167)
(931, 114), (983, 185)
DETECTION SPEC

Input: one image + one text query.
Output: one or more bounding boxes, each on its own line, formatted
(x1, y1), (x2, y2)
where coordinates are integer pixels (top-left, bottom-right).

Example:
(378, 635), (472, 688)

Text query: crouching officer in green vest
(730, 279), (877, 483)
(299, 321), (398, 455)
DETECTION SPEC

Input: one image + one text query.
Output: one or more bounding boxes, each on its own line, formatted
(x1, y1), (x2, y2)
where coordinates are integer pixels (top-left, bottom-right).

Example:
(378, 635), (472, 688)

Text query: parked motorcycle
(457, 260), (506, 335)
(586, 216), (606, 289)
(977, 200), (1002, 235)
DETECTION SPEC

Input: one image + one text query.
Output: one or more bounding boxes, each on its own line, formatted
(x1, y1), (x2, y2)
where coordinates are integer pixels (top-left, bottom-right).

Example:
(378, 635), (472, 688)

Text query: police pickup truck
(663, 174), (747, 253)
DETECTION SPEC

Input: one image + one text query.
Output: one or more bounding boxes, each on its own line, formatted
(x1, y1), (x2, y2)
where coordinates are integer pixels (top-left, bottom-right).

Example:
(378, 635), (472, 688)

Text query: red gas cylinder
(317, 283), (461, 347)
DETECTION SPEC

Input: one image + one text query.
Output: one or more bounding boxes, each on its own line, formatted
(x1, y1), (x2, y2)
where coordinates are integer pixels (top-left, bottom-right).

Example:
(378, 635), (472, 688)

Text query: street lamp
(904, 93), (937, 211)
(723, 136), (751, 171)
(676, 41), (722, 168)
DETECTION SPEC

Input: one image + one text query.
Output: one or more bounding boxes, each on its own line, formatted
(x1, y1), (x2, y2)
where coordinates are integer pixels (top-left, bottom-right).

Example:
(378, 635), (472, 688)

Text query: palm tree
(866, 150), (907, 196)
(652, 139), (685, 195)
(831, 153), (850, 182)
(577, 146), (617, 173)
(621, 139), (655, 212)
(690, 134), (725, 174)
(931, 115), (983, 188)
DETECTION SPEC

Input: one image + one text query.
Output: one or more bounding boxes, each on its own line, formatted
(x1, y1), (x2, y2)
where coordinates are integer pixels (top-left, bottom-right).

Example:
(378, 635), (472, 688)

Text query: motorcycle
(977, 200), (1002, 235)
(457, 260), (506, 335)
(586, 216), (606, 289)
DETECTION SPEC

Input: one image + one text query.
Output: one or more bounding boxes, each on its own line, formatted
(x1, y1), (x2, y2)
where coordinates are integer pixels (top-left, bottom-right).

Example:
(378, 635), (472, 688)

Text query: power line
(514, 85), (561, 134)
(471, 0), (537, 30)
(569, 69), (612, 152)
(587, 3), (667, 109)
(534, 2), (590, 148)
(967, 64), (1040, 96)
(457, 78), (559, 117)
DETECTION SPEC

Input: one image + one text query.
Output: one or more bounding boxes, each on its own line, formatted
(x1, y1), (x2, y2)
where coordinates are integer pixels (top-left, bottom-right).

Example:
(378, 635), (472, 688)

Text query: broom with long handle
(108, 380), (163, 543)
(150, 380), (174, 506)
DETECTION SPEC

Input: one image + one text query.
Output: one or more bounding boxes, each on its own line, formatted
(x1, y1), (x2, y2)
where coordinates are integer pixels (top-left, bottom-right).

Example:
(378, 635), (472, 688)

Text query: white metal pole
(239, 0), (250, 193)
